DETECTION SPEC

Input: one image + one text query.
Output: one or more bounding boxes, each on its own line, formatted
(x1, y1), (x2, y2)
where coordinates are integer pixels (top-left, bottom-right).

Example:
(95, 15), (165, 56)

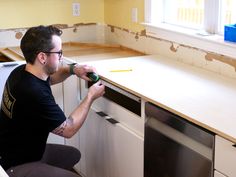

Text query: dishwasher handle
(96, 111), (119, 124)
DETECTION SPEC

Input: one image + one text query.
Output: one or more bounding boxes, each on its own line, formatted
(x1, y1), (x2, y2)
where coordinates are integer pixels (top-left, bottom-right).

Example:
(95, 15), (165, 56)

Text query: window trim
(144, 0), (236, 59)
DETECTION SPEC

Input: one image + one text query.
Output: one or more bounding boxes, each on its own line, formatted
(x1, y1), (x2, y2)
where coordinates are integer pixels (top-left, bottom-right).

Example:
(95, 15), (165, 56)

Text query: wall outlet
(72, 3), (80, 16)
(131, 8), (138, 23)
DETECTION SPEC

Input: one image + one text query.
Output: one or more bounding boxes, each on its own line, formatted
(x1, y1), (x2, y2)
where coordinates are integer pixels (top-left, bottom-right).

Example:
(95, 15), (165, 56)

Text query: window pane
(164, 0), (204, 29)
(147, 0), (236, 35)
(221, 0), (235, 24)
(219, 0), (236, 33)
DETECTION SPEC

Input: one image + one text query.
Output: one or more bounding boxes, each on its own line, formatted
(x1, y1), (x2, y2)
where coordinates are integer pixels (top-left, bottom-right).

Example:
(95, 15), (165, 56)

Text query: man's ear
(37, 52), (47, 65)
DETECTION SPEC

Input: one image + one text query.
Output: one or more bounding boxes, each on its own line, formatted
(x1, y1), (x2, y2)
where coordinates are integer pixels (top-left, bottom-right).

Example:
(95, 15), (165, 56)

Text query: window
(146, 0), (235, 34)
(144, 0), (236, 58)
(219, 0), (236, 33)
(162, 0), (204, 30)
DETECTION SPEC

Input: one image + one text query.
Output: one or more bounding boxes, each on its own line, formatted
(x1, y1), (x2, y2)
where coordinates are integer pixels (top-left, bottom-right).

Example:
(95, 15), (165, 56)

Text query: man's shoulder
(7, 64), (25, 83)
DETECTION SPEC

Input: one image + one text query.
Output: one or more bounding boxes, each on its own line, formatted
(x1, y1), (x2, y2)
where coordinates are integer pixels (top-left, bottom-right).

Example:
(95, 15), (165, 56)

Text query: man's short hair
(20, 25), (62, 64)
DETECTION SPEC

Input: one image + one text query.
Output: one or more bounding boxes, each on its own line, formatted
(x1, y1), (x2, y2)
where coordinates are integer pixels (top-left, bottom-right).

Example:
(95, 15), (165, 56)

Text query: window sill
(142, 23), (236, 59)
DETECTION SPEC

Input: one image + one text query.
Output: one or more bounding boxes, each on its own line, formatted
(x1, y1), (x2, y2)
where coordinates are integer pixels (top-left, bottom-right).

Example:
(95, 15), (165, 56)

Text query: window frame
(143, 0), (236, 59)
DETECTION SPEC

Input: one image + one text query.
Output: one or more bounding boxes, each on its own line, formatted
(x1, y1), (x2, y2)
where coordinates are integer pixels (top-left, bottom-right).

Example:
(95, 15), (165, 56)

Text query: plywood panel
(2, 42), (144, 62)
(0, 48), (24, 61)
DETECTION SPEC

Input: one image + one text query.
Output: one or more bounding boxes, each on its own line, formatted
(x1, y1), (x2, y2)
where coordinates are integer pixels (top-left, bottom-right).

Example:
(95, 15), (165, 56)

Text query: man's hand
(74, 64), (97, 81)
(87, 80), (105, 101)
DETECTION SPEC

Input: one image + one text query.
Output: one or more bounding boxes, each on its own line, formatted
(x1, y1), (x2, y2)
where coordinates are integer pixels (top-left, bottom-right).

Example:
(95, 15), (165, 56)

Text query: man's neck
(25, 63), (48, 81)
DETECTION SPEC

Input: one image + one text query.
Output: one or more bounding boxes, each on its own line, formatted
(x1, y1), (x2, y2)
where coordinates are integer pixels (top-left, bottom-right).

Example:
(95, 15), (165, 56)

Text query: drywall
(0, 0), (104, 29)
(104, 0), (144, 32)
(104, 25), (236, 78)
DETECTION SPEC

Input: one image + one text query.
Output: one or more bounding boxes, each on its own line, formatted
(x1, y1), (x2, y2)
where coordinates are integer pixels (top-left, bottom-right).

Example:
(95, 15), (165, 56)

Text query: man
(0, 25), (105, 177)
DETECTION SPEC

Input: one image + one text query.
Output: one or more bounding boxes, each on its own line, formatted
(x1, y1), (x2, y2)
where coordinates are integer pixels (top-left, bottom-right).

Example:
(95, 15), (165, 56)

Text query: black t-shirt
(0, 64), (66, 170)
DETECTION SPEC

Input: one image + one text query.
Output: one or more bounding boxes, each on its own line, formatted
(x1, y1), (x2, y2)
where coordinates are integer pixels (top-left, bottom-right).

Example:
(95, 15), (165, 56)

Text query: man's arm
(52, 81), (105, 138)
(50, 62), (96, 85)
(50, 64), (71, 85)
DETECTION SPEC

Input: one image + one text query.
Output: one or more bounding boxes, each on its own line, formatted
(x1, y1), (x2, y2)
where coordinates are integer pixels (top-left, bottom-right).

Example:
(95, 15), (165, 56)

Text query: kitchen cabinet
(49, 63), (83, 146)
(78, 80), (144, 177)
(47, 83), (65, 144)
(63, 74), (81, 148)
(214, 135), (236, 177)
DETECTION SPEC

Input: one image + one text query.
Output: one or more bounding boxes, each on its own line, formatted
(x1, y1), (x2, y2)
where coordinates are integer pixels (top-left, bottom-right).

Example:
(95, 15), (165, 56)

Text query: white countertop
(81, 54), (236, 143)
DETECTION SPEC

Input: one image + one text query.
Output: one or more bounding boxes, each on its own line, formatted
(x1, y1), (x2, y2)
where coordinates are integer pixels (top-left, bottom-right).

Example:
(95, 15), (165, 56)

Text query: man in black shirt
(0, 25), (105, 177)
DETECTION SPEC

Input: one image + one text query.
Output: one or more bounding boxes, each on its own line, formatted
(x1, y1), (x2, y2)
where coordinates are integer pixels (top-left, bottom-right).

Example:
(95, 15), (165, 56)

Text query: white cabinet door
(63, 75), (80, 148)
(62, 76), (81, 171)
(79, 108), (107, 177)
(49, 75), (81, 146)
(104, 115), (143, 177)
(79, 107), (144, 177)
(47, 83), (65, 144)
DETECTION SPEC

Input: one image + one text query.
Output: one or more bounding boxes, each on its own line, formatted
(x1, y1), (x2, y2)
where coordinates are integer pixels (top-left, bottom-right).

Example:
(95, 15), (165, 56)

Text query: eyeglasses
(43, 50), (63, 59)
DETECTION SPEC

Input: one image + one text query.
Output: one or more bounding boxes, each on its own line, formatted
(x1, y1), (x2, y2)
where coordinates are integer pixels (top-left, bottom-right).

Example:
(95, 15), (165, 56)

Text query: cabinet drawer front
(93, 96), (144, 136)
(215, 135), (236, 177)
(80, 80), (144, 137)
(79, 108), (144, 177)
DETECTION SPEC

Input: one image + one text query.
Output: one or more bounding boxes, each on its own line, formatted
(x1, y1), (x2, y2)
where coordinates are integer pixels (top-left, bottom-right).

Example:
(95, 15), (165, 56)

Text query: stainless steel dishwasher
(145, 102), (214, 177)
